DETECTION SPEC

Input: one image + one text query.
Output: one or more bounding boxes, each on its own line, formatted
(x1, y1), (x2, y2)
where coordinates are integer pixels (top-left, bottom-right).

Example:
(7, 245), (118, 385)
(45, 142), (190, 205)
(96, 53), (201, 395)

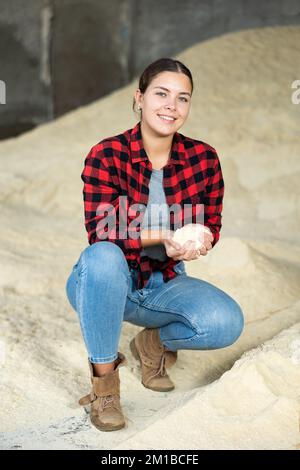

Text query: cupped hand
(176, 224), (214, 257)
(162, 227), (214, 261)
(162, 231), (201, 261)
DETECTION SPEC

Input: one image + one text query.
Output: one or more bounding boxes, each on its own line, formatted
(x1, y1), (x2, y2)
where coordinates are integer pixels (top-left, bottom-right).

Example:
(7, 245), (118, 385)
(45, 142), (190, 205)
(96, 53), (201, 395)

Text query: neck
(140, 120), (174, 159)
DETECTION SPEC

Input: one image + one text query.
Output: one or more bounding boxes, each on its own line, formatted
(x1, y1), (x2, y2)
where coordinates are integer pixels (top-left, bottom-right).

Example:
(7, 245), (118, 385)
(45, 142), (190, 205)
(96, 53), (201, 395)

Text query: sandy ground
(0, 25), (299, 450)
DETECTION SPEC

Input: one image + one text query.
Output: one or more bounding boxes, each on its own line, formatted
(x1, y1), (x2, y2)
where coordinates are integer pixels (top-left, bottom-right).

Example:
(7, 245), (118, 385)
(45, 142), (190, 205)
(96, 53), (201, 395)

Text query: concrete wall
(0, 0), (53, 139)
(0, 0), (299, 139)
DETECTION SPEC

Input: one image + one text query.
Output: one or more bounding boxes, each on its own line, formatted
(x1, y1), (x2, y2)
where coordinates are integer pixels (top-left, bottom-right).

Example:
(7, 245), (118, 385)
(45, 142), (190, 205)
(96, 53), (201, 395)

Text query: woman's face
(135, 71), (192, 137)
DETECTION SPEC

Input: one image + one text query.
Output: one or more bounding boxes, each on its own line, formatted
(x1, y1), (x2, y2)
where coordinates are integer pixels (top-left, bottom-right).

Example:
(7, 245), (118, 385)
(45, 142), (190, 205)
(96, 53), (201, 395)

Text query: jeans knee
(80, 241), (128, 279)
(65, 273), (77, 311)
(226, 301), (244, 344)
(190, 298), (244, 349)
(218, 300), (244, 347)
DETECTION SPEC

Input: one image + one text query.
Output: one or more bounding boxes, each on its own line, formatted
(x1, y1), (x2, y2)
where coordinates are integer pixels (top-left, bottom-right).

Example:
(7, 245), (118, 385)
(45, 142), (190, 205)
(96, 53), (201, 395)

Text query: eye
(156, 92), (188, 102)
(155, 92), (189, 103)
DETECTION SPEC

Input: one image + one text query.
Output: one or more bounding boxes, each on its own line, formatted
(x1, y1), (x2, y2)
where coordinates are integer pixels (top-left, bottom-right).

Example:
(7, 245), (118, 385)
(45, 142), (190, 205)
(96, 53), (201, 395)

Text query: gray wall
(0, 0), (299, 139)
(0, 0), (53, 138)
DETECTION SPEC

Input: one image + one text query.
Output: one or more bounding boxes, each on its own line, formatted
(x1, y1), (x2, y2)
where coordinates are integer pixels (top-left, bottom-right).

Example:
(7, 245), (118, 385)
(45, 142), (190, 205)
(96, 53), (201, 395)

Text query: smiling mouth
(157, 114), (177, 123)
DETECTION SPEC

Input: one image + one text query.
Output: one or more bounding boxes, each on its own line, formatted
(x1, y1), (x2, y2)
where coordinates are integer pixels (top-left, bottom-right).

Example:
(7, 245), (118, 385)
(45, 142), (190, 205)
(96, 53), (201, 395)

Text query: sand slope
(0, 25), (299, 449)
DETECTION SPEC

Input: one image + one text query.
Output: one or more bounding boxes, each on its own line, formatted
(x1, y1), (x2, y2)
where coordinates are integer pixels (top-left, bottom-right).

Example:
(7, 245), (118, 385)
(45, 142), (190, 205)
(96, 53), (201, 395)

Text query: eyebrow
(153, 86), (191, 97)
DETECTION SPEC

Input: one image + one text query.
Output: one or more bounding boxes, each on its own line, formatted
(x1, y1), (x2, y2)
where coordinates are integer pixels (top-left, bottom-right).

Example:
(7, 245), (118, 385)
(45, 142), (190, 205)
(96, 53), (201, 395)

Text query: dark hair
(132, 57), (193, 115)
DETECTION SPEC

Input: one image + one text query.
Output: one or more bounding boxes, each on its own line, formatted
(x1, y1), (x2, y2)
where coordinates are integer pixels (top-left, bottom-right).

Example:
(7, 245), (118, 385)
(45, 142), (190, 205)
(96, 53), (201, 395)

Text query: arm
(81, 145), (142, 253)
(203, 150), (225, 247)
(140, 228), (171, 248)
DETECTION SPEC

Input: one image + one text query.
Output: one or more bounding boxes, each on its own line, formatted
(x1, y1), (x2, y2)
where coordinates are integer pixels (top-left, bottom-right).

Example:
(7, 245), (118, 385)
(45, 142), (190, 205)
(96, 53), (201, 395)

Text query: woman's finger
(165, 239), (179, 252)
(168, 239), (183, 251)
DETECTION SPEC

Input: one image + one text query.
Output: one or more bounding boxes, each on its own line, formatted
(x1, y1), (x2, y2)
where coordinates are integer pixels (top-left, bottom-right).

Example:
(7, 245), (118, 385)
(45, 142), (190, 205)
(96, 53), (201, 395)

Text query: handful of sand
(172, 223), (212, 249)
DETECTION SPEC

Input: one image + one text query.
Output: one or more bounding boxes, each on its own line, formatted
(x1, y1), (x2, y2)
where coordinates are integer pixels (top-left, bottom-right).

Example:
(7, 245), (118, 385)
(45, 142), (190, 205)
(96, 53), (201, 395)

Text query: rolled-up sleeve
(81, 146), (142, 253)
(203, 150), (224, 247)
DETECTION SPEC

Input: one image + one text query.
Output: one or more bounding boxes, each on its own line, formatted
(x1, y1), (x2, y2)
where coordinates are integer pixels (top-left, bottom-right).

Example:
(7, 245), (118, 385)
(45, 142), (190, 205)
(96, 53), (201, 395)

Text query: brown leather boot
(78, 352), (127, 432)
(130, 328), (177, 392)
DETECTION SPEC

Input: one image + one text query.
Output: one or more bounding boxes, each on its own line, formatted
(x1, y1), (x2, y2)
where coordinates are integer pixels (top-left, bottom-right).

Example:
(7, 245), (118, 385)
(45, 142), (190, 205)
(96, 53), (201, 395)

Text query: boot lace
(147, 352), (167, 382)
(97, 395), (120, 413)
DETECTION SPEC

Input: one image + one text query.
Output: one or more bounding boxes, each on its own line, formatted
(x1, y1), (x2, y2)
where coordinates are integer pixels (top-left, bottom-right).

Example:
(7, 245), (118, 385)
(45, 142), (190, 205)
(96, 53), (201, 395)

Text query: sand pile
(0, 25), (299, 449)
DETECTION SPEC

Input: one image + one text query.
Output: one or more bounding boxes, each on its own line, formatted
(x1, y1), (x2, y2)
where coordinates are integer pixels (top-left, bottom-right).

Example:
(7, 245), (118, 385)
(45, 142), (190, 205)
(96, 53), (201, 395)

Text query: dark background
(0, 0), (299, 139)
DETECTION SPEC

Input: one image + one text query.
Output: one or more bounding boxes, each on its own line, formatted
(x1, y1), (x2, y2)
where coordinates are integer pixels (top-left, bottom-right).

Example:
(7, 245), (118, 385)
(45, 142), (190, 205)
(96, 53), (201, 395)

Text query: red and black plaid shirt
(81, 120), (224, 289)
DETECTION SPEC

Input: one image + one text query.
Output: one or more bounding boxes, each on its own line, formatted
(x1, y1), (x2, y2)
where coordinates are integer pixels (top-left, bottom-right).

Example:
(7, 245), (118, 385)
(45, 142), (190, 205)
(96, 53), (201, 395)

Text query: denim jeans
(65, 242), (244, 364)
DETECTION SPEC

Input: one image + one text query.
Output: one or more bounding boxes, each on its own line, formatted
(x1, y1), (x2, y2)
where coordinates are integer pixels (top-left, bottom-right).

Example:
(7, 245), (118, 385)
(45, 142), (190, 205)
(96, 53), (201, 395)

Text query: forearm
(140, 228), (168, 248)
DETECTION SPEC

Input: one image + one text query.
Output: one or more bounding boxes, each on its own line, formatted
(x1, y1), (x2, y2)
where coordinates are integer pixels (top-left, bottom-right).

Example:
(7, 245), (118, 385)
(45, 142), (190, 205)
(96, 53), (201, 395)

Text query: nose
(164, 96), (176, 110)
(165, 102), (176, 110)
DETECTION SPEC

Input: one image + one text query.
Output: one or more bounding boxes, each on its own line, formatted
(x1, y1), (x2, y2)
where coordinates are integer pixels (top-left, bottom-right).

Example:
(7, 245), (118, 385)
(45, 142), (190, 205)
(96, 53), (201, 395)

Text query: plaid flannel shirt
(81, 120), (224, 289)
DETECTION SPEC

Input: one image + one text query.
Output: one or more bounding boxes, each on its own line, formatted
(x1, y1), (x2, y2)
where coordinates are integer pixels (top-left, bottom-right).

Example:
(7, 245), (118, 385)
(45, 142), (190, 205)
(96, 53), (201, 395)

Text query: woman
(65, 58), (244, 433)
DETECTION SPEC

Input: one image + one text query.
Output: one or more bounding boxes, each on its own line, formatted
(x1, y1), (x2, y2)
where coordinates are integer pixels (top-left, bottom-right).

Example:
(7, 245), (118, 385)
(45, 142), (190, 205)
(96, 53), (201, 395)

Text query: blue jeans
(65, 242), (244, 364)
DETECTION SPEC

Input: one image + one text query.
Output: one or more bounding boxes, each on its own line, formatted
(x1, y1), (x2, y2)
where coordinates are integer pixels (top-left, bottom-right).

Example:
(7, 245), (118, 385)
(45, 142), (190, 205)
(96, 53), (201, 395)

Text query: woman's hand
(162, 230), (201, 261)
(191, 227), (214, 256)
(175, 224), (214, 258)
(162, 227), (214, 261)
(195, 226), (214, 256)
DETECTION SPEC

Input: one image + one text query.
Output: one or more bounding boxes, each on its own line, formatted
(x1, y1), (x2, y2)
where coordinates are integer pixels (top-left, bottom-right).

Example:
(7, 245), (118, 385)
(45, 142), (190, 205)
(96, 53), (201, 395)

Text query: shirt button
(129, 260), (138, 268)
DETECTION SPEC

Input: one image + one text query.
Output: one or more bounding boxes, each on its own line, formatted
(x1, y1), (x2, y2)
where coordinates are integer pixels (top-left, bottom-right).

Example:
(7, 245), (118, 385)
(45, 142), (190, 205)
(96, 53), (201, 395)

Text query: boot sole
(129, 338), (175, 392)
(92, 420), (125, 432)
(88, 410), (126, 432)
(83, 404), (126, 432)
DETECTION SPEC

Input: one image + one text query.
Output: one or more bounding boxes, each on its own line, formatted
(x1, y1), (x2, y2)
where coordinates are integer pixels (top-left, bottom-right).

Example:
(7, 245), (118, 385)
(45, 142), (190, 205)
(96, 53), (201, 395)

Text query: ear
(134, 89), (139, 100)
(135, 88), (143, 105)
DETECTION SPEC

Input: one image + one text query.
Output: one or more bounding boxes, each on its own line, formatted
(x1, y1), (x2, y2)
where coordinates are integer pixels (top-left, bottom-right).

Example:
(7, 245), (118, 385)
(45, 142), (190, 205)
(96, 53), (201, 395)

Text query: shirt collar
(129, 120), (186, 166)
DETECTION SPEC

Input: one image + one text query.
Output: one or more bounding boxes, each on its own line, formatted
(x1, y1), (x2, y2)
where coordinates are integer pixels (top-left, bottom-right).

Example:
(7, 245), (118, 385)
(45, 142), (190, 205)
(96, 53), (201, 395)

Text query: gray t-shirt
(140, 169), (169, 261)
